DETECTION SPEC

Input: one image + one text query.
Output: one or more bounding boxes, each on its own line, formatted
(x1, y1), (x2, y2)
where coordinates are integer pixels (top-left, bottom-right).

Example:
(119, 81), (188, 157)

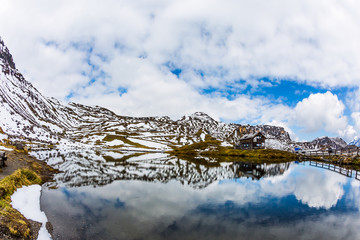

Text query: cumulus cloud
(352, 112), (360, 131)
(1, 0), (360, 140)
(294, 92), (354, 140)
(2, 0), (360, 90)
(347, 88), (360, 112)
(71, 53), (294, 124)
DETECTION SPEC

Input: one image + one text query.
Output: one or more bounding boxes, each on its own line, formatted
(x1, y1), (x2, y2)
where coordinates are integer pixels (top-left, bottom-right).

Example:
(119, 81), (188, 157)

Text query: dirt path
(0, 149), (57, 182)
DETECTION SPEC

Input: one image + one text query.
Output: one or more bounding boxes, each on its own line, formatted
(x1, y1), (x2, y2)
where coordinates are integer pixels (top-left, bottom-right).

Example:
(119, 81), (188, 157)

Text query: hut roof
(239, 132), (266, 141)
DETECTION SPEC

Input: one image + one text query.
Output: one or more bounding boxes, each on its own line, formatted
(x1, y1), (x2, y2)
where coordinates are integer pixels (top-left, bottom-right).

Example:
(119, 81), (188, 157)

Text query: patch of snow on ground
(45, 156), (63, 166)
(128, 122), (151, 129)
(0, 106), (23, 133)
(103, 151), (127, 159)
(87, 134), (105, 142)
(179, 137), (187, 144)
(200, 133), (206, 141)
(118, 147), (158, 152)
(140, 132), (155, 137)
(221, 142), (233, 147)
(0, 145), (12, 151)
(11, 185), (52, 240)
(105, 139), (125, 146)
(0, 133), (8, 141)
(117, 126), (126, 131)
(265, 139), (288, 150)
(128, 138), (169, 150)
(125, 153), (169, 162)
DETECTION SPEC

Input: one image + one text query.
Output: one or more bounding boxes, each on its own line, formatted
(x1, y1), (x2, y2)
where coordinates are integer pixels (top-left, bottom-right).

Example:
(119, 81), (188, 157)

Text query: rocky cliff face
(0, 37), (64, 142)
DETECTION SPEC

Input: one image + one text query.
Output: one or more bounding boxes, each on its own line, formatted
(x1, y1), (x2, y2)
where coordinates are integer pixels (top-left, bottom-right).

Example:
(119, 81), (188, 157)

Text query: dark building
(234, 161), (290, 180)
(235, 132), (266, 150)
(0, 151), (7, 167)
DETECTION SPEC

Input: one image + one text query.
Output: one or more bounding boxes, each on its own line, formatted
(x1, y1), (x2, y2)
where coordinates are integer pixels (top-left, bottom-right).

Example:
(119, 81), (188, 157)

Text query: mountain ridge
(349, 136), (360, 147)
(0, 37), (352, 151)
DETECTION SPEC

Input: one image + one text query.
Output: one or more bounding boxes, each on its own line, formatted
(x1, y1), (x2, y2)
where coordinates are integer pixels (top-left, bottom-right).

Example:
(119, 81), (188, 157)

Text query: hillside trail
(0, 149), (57, 184)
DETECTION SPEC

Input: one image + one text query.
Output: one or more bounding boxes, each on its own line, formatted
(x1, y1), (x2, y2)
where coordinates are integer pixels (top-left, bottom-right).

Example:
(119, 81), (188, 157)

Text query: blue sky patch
(117, 87), (127, 96)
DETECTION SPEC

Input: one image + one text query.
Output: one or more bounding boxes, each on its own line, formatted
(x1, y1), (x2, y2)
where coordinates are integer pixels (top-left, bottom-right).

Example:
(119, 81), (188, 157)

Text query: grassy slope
(103, 134), (152, 149)
(0, 169), (42, 239)
(168, 140), (297, 162)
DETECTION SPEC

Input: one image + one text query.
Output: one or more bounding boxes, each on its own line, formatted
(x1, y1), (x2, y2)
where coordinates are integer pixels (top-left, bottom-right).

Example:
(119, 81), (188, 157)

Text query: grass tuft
(0, 169), (42, 239)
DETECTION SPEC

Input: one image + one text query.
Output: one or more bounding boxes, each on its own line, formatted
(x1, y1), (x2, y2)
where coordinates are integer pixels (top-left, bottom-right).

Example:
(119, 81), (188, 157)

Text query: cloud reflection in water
(41, 159), (360, 240)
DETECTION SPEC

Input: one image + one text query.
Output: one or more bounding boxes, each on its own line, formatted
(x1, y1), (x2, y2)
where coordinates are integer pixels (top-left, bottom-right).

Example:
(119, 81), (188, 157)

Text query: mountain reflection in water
(31, 150), (291, 188)
(35, 150), (360, 240)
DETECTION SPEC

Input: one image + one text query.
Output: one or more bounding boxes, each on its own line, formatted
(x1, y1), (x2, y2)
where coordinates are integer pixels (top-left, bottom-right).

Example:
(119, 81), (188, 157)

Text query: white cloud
(25, 42), (90, 99)
(2, 0), (360, 91)
(347, 88), (360, 112)
(294, 92), (352, 138)
(338, 126), (357, 143)
(352, 112), (360, 131)
(72, 53), (294, 124)
(1, 0), (360, 140)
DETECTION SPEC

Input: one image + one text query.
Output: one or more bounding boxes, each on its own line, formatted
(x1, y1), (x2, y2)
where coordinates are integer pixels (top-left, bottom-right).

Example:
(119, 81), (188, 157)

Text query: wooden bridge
(298, 149), (360, 157)
(309, 160), (360, 181)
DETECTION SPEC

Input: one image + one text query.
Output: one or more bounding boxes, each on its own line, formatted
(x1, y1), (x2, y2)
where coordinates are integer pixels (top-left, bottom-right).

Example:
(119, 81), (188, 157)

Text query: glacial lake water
(34, 150), (360, 240)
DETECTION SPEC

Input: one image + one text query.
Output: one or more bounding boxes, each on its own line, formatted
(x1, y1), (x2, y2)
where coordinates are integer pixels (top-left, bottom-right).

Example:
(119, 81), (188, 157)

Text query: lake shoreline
(0, 145), (58, 239)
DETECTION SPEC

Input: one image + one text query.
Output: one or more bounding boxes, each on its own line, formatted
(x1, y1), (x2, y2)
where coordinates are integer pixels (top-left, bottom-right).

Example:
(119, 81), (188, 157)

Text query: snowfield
(0, 145), (12, 151)
(11, 185), (52, 240)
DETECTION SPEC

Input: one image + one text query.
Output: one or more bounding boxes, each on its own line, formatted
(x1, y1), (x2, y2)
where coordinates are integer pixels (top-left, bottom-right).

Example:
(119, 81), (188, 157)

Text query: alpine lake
(31, 149), (360, 240)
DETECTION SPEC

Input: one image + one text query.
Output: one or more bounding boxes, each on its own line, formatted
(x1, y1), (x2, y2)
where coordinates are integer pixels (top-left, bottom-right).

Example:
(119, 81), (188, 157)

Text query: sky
(1, 0), (360, 142)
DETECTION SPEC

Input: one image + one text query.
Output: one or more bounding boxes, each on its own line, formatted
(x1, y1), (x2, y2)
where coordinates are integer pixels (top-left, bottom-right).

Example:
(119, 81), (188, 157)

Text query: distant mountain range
(0, 36), (357, 152)
(349, 136), (360, 147)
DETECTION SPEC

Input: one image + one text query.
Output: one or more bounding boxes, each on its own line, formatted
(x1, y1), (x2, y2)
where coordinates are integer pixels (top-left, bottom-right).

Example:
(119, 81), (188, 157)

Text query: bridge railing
(309, 160), (359, 180)
(297, 149), (360, 157)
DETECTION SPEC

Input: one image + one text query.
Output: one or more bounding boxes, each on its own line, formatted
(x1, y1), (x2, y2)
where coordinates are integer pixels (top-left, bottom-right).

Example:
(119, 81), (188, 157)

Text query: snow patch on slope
(128, 137), (170, 150)
(0, 145), (12, 151)
(349, 136), (360, 147)
(265, 139), (290, 150)
(11, 185), (52, 240)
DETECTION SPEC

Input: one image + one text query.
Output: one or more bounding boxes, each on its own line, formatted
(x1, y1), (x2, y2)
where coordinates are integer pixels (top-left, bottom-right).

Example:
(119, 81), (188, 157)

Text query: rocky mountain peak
(181, 112), (216, 123)
(309, 136), (347, 149)
(0, 37), (16, 71)
(0, 36), (302, 150)
(349, 136), (360, 147)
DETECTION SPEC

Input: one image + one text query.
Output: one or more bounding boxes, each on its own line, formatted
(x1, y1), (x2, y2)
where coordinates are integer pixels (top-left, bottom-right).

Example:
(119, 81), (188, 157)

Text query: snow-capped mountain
(32, 149), (292, 188)
(0, 36), (293, 149)
(0, 36), (351, 152)
(0, 38), (66, 142)
(297, 136), (348, 150)
(349, 136), (360, 147)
